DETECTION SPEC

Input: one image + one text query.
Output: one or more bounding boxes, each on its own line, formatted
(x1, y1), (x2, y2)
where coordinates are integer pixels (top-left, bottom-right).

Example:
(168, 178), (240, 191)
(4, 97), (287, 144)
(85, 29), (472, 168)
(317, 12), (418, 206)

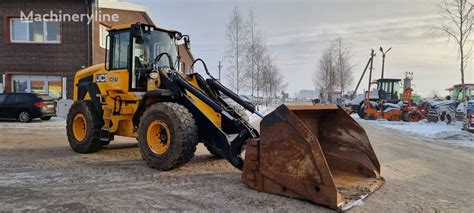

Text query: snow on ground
(0, 117), (65, 129)
(247, 105), (275, 127)
(352, 114), (474, 148)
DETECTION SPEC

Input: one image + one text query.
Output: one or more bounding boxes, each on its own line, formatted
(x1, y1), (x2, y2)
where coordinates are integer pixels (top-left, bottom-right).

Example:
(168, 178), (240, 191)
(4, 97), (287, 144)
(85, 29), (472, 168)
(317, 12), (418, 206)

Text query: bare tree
(314, 45), (337, 103)
(314, 37), (353, 103)
(261, 54), (287, 99)
(433, 0), (473, 87)
(225, 7), (248, 94)
(332, 36), (354, 96)
(243, 10), (266, 97)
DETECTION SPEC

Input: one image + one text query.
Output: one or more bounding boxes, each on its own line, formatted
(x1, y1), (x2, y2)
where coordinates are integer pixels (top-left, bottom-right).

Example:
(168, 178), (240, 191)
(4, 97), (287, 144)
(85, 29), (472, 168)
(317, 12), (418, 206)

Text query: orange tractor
(362, 52), (423, 122)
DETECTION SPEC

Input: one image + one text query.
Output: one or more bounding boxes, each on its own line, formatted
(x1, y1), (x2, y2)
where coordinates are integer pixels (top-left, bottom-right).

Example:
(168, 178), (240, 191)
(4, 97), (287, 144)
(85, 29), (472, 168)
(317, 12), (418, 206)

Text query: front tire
(66, 101), (103, 154)
(138, 103), (198, 171)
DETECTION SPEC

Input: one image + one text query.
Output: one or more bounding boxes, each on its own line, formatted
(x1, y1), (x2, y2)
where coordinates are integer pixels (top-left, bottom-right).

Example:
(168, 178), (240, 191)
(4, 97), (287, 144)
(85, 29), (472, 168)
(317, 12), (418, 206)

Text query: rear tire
(41, 116), (52, 121)
(440, 112), (446, 122)
(401, 112), (409, 122)
(446, 114), (452, 124)
(66, 101), (103, 154)
(18, 111), (32, 123)
(427, 114), (439, 123)
(138, 103), (198, 171)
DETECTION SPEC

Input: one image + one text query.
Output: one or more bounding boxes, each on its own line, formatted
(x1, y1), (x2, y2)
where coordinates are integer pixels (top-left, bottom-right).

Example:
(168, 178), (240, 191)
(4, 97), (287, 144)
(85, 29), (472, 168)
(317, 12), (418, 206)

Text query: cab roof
(376, 78), (401, 82)
(110, 23), (179, 34)
(446, 83), (474, 90)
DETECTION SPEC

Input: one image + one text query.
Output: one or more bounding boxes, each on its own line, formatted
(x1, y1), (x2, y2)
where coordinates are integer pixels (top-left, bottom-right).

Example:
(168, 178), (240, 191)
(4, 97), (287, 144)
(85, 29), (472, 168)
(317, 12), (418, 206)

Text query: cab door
(105, 29), (131, 93)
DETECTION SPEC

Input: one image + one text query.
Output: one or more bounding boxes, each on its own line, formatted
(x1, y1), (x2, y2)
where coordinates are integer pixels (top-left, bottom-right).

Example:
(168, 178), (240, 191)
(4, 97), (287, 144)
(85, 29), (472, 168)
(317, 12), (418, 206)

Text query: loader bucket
(242, 105), (384, 211)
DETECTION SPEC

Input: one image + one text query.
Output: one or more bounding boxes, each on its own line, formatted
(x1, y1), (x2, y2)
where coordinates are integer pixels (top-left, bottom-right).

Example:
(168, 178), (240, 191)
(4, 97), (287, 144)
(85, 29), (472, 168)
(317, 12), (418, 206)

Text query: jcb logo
(96, 74), (108, 83)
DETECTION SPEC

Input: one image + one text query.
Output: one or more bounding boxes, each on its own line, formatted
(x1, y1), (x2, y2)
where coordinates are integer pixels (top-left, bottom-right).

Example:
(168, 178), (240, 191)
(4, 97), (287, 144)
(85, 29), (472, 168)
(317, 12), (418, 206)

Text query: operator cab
(376, 79), (402, 104)
(106, 23), (190, 92)
(448, 84), (474, 102)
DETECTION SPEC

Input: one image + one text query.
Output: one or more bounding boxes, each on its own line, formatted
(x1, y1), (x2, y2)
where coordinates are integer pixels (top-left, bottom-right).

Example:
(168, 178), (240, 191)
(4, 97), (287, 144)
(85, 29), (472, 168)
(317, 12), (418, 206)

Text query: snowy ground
(3, 110), (471, 148)
(247, 105), (274, 126)
(0, 117), (65, 129)
(352, 115), (474, 148)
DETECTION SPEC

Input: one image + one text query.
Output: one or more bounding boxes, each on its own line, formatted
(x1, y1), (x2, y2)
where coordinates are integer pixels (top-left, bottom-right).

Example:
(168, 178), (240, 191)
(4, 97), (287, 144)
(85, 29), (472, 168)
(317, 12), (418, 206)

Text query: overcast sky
(129, 0), (473, 97)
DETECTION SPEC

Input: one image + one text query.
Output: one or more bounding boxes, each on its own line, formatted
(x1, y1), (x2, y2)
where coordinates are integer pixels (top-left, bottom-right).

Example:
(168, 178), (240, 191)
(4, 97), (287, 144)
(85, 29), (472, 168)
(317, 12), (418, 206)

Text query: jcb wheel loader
(66, 23), (384, 210)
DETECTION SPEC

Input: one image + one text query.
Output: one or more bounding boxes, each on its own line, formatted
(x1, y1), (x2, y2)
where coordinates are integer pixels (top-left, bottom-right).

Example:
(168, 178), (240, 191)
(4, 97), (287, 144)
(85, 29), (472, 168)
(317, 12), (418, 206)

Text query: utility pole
(218, 61), (222, 81)
(368, 49), (375, 93)
(379, 46), (392, 79)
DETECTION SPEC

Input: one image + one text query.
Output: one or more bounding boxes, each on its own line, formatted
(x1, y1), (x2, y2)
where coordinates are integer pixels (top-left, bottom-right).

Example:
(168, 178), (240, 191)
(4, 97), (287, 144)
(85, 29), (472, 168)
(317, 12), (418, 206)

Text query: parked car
(0, 93), (56, 123)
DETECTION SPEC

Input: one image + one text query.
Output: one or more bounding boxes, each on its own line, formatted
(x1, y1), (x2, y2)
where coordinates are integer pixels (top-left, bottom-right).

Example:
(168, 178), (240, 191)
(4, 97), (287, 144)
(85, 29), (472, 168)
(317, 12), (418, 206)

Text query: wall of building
(0, 0), (90, 98)
(0, 0), (89, 97)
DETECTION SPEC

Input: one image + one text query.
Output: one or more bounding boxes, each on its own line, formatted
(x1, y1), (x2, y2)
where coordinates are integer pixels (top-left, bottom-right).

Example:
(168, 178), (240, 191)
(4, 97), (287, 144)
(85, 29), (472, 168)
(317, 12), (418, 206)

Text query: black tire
(357, 103), (366, 119)
(18, 111), (32, 123)
(427, 115), (439, 123)
(137, 103), (198, 171)
(66, 101), (103, 154)
(440, 112), (446, 122)
(446, 114), (452, 125)
(401, 112), (409, 122)
(41, 116), (52, 121)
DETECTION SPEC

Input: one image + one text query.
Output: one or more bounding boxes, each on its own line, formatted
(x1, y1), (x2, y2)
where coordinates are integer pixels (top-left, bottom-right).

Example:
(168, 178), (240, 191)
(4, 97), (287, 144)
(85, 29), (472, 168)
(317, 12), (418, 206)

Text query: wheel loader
(66, 23), (384, 210)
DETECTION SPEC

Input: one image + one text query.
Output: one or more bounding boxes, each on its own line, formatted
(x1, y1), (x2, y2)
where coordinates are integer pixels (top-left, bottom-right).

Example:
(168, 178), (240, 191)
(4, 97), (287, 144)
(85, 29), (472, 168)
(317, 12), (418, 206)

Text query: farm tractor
(363, 80), (423, 122)
(350, 50), (424, 122)
(355, 50), (423, 122)
(65, 23), (384, 210)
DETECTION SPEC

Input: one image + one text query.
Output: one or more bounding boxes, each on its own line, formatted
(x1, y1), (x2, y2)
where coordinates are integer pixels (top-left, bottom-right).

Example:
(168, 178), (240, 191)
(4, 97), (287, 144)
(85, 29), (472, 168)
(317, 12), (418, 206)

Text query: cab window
(110, 31), (130, 70)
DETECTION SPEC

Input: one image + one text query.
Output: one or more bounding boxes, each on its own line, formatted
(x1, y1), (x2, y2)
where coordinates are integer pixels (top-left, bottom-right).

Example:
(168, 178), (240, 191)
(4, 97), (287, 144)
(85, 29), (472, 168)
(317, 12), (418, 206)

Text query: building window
(11, 75), (63, 99)
(99, 24), (109, 49)
(13, 79), (28, 92)
(48, 80), (62, 99)
(10, 19), (60, 43)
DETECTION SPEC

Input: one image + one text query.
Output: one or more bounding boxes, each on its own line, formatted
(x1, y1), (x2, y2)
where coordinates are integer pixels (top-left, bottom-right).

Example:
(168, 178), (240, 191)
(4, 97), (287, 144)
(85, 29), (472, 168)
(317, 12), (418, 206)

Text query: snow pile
(247, 105), (275, 126)
(0, 117), (65, 128)
(354, 115), (474, 147)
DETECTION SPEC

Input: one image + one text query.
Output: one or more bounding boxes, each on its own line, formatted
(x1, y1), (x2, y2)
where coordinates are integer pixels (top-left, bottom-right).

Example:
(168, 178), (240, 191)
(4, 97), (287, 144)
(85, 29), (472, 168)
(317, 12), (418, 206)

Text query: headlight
(149, 72), (159, 79)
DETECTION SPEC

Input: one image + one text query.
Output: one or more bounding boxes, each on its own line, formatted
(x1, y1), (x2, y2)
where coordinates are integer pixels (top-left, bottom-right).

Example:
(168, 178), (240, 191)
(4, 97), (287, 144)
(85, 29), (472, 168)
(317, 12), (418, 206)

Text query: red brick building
(0, 0), (156, 98)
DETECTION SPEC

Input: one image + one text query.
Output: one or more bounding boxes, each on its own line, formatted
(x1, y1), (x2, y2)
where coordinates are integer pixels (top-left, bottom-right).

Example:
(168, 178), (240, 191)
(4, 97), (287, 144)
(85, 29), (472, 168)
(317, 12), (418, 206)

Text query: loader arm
(167, 71), (258, 169)
(133, 54), (259, 169)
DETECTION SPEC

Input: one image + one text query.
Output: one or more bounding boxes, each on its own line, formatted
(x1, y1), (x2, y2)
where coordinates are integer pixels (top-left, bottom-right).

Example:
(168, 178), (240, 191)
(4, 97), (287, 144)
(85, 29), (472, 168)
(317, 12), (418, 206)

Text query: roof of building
(97, 0), (156, 25)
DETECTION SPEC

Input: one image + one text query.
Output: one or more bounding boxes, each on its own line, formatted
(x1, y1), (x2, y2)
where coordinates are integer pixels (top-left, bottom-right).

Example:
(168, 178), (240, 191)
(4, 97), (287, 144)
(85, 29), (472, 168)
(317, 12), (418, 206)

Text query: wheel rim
(73, 114), (87, 141)
(147, 120), (171, 155)
(19, 112), (30, 122)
